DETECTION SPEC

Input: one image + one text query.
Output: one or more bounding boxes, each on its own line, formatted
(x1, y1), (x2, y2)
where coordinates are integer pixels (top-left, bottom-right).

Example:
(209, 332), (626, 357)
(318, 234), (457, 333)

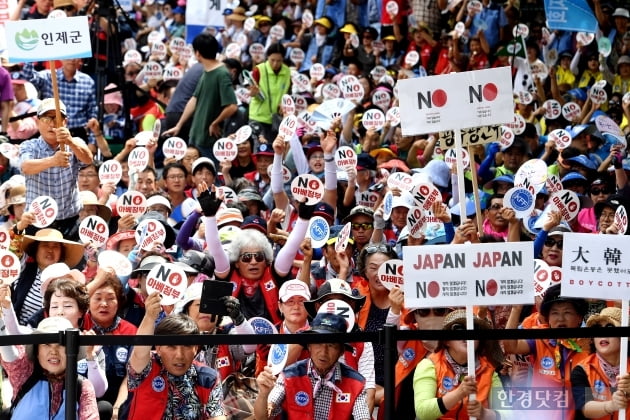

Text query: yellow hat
(314, 17), (333, 30)
(382, 35), (396, 42)
(340, 23), (357, 34)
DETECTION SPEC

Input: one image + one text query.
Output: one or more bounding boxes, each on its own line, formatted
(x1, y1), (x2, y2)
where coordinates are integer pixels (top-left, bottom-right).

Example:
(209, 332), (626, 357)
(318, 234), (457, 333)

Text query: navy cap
(241, 215), (267, 234)
(253, 143), (274, 157)
(313, 202), (335, 222)
(356, 152), (376, 171)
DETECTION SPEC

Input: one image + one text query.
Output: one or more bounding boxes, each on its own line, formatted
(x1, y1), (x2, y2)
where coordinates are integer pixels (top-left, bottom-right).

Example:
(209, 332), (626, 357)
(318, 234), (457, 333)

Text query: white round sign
(291, 71), (311, 93)
(404, 50), (419, 67)
(29, 195), (58, 228)
(151, 41), (167, 60)
(589, 85), (607, 105)
(99, 160), (123, 185)
(169, 37), (186, 54)
(500, 126), (514, 150)
(467, 0), (482, 13)
(444, 148), (470, 170)
(225, 43), (241, 59)
(317, 299), (355, 332)
(290, 48), (305, 65)
(307, 216), (330, 248)
(249, 317), (278, 334)
(515, 158), (547, 194)
(281, 94), (295, 116)
(334, 146), (358, 171)
(213, 138), (238, 161)
(152, 119), (161, 139)
(235, 125), (253, 144)
(549, 128), (572, 151)
(79, 215), (109, 248)
(290, 174), (324, 205)
(533, 259), (552, 296)
(506, 113), (526, 135)
(249, 43), (265, 61)
(361, 109), (386, 131)
(350, 33), (360, 49)
(302, 10), (313, 27)
(269, 343), (289, 375)
(406, 205), (427, 238)
(598, 37), (612, 57)
(124, 49), (142, 65)
(322, 83), (341, 100)
(293, 95), (308, 113)
(269, 25), (285, 40)
(504, 187), (535, 218)
(145, 262), (187, 305)
(244, 17), (255, 32)
(116, 191), (147, 217)
(163, 66), (183, 81)
(512, 23), (529, 39)
(337, 75), (363, 101)
(410, 183), (441, 211)
(334, 222), (352, 253)
(576, 32), (595, 45)
(135, 218), (167, 251)
(377, 259), (404, 290)
(310, 63), (325, 81)
(561, 102), (581, 121)
(385, 0), (398, 16)
(279, 115), (299, 139)
(371, 65), (387, 83)
(0, 227), (10, 251)
(615, 205), (628, 235)
(372, 90), (391, 111)
(546, 173), (563, 194)
(142, 61), (163, 79)
(135, 131), (153, 146)
(217, 186), (238, 204)
(386, 107), (400, 126)
(147, 31), (162, 44)
(387, 172), (414, 191)
(383, 191), (394, 221)
(549, 190), (580, 222)
(543, 99), (561, 120)
(0, 250), (20, 284)
(128, 146), (150, 174)
(162, 136), (187, 160)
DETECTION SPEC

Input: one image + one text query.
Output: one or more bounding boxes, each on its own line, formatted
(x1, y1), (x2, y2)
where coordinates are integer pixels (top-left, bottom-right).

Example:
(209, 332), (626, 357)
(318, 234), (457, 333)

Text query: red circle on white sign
(213, 138), (238, 162)
(291, 174), (324, 205)
(116, 191), (147, 217)
(146, 262), (187, 305)
(29, 195), (58, 228)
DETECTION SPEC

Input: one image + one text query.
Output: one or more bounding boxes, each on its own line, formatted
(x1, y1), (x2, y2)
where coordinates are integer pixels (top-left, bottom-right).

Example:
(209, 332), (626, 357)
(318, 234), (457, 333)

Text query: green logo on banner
(15, 29), (39, 51)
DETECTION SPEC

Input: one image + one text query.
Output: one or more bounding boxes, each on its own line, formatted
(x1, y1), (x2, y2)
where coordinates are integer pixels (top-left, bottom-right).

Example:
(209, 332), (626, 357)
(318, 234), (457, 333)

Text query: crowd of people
(1, 0), (630, 418)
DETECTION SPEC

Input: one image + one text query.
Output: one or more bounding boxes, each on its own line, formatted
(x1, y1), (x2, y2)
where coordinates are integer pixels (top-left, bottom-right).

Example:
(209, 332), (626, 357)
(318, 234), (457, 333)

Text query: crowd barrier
(3, 324), (628, 420)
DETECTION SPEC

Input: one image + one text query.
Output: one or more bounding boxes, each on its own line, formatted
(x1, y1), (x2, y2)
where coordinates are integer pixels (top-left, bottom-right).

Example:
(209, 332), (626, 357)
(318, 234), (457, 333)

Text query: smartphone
(200, 280), (234, 315)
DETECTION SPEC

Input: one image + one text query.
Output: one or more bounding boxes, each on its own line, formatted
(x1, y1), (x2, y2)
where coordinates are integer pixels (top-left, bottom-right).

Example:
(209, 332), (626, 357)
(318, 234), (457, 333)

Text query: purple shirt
(0, 67), (14, 102)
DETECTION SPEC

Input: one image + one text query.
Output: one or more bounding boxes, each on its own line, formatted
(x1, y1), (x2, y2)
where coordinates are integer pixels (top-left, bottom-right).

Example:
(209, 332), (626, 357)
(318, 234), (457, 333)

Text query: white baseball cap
(279, 279), (311, 302)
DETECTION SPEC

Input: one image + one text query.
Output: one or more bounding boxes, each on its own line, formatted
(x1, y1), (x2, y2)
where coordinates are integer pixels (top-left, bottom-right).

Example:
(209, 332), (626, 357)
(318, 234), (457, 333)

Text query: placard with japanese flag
(398, 67), (513, 135)
(561, 233), (630, 300)
(403, 242), (534, 308)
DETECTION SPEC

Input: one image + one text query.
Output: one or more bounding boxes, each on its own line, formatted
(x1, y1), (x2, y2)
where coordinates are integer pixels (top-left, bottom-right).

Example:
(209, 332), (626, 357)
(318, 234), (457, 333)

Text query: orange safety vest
(428, 350), (495, 420)
(577, 353), (630, 420)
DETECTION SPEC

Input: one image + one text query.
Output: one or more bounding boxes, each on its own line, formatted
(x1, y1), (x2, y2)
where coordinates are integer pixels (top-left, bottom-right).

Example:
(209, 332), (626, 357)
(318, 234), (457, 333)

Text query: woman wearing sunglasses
(571, 307), (630, 420)
(414, 309), (506, 420)
(577, 178), (612, 233)
(355, 243), (404, 408)
(532, 211), (568, 267)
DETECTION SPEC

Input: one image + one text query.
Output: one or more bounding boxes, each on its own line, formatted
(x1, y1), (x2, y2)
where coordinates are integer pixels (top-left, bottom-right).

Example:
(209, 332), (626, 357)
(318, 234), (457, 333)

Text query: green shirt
(189, 65), (237, 149)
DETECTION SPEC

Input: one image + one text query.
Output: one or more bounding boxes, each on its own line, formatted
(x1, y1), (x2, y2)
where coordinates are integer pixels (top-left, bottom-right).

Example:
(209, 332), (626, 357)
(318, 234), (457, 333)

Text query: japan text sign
(402, 242), (534, 307)
(561, 233), (630, 300)
(398, 67), (513, 135)
(6, 16), (92, 62)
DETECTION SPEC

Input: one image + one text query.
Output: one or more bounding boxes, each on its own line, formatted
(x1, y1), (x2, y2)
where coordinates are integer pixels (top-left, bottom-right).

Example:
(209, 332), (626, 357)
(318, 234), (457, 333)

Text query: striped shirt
(19, 137), (82, 219)
(18, 269), (42, 325)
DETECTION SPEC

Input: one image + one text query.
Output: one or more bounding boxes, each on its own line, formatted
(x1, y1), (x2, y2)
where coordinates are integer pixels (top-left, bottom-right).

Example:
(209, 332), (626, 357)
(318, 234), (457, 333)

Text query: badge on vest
(594, 379), (606, 395)
(216, 356), (230, 368)
(403, 348), (415, 361)
(540, 356), (554, 369)
(336, 393), (351, 403)
(442, 377), (454, 391)
(152, 376), (166, 392)
(295, 391), (310, 406)
(116, 347), (129, 363)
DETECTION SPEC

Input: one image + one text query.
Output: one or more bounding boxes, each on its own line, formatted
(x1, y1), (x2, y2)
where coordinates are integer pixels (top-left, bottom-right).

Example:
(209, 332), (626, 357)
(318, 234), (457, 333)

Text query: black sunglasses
(590, 187), (609, 195)
(450, 323), (466, 331)
(544, 238), (563, 249)
(239, 252), (265, 263)
(351, 223), (373, 230)
(590, 323), (616, 328)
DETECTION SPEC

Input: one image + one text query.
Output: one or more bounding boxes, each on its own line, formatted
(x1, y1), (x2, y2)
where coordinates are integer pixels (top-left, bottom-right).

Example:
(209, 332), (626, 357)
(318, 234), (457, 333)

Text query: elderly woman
(199, 183), (309, 324)
(12, 228), (85, 325)
(413, 310), (506, 420)
(571, 307), (630, 419)
(0, 316), (98, 419)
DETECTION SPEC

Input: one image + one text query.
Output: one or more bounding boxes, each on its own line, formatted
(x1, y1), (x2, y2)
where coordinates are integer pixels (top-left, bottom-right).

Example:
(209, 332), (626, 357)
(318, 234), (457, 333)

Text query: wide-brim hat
(313, 16), (333, 30)
(105, 230), (136, 251)
(440, 309), (504, 368)
(22, 229), (85, 268)
(79, 191), (112, 222)
(304, 278), (365, 318)
(7, 185), (26, 206)
(586, 307), (621, 328)
(130, 255), (168, 278)
(227, 7), (247, 20)
(25, 317), (87, 363)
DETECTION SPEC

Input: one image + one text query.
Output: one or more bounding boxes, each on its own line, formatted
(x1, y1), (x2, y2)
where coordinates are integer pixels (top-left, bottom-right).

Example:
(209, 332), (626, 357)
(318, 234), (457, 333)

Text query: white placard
(151, 41), (167, 60)
(377, 259), (404, 290)
(561, 234), (630, 299)
(169, 37), (185, 53)
(385, 0), (398, 15)
(338, 75), (364, 101)
(500, 126), (514, 150)
(135, 218), (167, 250)
(5, 16), (92, 62)
(504, 187), (535, 218)
(515, 158), (547, 194)
(213, 138), (238, 161)
(334, 222), (352, 253)
(549, 128), (572, 151)
(29, 195), (58, 228)
(317, 299), (355, 332)
(310, 63), (325, 81)
(403, 242), (535, 307)
(269, 25), (285, 40)
(99, 160), (123, 185)
(0, 251), (21, 284)
(533, 259), (552, 296)
(278, 115), (298, 138)
(387, 172), (414, 192)
(407, 206), (427, 238)
(399, 68), (514, 135)
(562, 102), (581, 121)
(576, 32), (595, 45)
(128, 146), (150, 173)
(280, 94), (295, 116)
(410, 183), (441, 211)
(543, 99), (561, 119)
(162, 137), (187, 160)
(290, 48), (305, 65)
(444, 148), (469, 169)
(590, 85), (607, 105)
(372, 90), (391, 111)
(386, 107), (401, 125)
(549, 190), (580, 222)
(116, 191), (147, 217)
(356, 191), (380, 208)
(361, 109), (386, 130)
(334, 146), (357, 171)
(78, 215), (109, 248)
(290, 174), (324, 205)
(322, 83), (341, 100)
(145, 262), (186, 305)
(142, 61), (163, 79)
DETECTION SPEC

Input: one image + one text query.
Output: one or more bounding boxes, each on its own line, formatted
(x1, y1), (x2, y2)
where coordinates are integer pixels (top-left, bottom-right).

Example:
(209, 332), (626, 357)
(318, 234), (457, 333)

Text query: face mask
(315, 33), (326, 47)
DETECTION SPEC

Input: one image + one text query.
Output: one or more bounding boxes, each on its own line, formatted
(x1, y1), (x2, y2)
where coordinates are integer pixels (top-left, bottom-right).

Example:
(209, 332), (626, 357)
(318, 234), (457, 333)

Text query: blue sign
(544, 0), (597, 33)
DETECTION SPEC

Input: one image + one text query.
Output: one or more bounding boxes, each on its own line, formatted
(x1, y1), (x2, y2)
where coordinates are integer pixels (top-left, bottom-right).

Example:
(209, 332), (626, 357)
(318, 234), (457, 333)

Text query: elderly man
(255, 313), (371, 420)
(19, 98), (92, 237)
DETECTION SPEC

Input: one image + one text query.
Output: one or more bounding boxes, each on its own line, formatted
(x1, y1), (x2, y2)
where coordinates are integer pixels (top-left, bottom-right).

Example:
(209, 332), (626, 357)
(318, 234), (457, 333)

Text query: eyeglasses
(489, 203), (503, 211)
(450, 323), (466, 331)
(600, 211), (615, 220)
(166, 174), (186, 180)
(38, 116), (65, 126)
(590, 323), (616, 329)
(364, 244), (393, 254)
(239, 252), (266, 263)
(544, 238), (563, 249)
(351, 223), (373, 230)
(78, 172), (98, 178)
(282, 299), (305, 307)
(590, 187), (609, 195)
(415, 308), (450, 317)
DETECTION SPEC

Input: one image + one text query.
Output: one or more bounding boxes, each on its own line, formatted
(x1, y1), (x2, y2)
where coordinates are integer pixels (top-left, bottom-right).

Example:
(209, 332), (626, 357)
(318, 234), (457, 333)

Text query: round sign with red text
(322, 83), (341, 100)
(615, 205), (628, 235)
(410, 183), (441, 210)
(506, 113), (526, 135)
(293, 95), (308, 113)
(386, 107), (400, 125)
(29, 196), (58, 228)
(543, 99), (561, 120)
(407, 205), (427, 238)
(549, 128), (572, 151)
(317, 299), (355, 332)
(576, 32), (595, 45)
(377, 259), (404, 290)
(338, 75), (364, 101)
(249, 43), (265, 61)
(404, 51), (419, 67)
(291, 174), (324, 205)
(234, 125), (253, 145)
(0, 250), (20, 285)
(290, 48), (305, 65)
(444, 148), (470, 170)
(99, 160), (123, 185)
(79, 215), (110, 248)
(143, 61), (163, 79)
(335, 146), (357, 171)
(128, 146), (150, 173)
(372, 90), (391, 111)
(385, 0), (398, 16)
(279, 115), (299, 139)
(213, 138), (238, 161)
(217, 186), (238, 204)
(387, 172), (414, 192)
(361, 109), (386, 130)
(549, 190), (580, 222)
(589, 85), (607, 105)
(269, 25), (285, 40)
(302, 10), (313, 27)
(310, 63), (325, 81)
(0, 227), (10, 251)
(562, 102), (581, 122)
(145, 262), (187, 305)
(500, 126), (515, 150)
(334, 222), (352, 253)
(151, 41), (167, 60)
(116, 191), (147, 217)
(135, 219), (167, 251)
(162, 137), (187, 160)
(533, 259), (551, 296)
(281, 95), (295, 116)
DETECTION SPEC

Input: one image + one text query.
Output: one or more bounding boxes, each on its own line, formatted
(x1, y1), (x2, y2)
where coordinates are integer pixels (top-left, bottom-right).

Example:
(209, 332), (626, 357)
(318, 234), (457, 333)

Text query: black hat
(178, 250), (216, 278)
(304, 278), (365, 318)
(594, 193), (629, 219)
(540, 284), (588, 319)
(342, 206), (374, 224)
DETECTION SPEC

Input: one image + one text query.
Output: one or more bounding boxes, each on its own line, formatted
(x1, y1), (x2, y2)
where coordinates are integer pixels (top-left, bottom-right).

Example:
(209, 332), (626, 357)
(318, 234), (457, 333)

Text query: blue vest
(12, 380), (78, 419)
